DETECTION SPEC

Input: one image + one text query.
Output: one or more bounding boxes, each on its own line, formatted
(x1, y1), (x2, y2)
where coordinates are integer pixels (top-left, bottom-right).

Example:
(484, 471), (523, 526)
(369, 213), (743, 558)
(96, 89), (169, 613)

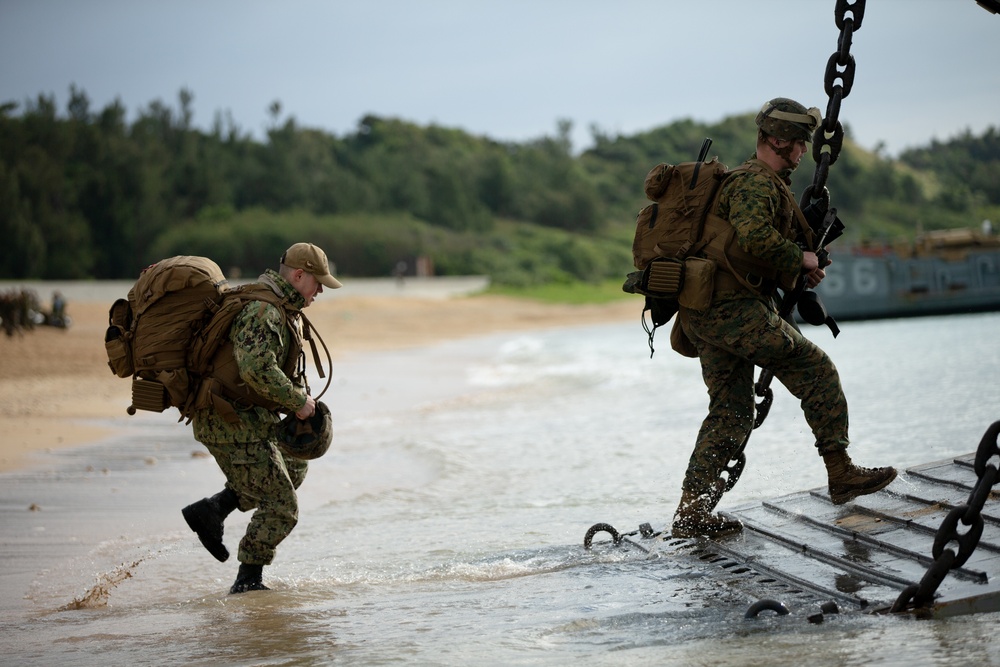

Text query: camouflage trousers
(202, 438), (308, 565)
(679, 297), (849, 496)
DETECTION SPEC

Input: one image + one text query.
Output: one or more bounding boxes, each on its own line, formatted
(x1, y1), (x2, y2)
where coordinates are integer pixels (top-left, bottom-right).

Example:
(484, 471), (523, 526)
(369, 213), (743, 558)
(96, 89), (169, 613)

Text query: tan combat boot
(671, 489), (743, 538)
(824, 449), (897, 505)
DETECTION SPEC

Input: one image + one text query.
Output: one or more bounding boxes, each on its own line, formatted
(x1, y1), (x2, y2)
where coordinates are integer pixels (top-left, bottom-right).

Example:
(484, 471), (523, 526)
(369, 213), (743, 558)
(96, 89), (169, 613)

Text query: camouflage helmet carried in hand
(276, 401), (332, 460)
(755, 97), (822, 142)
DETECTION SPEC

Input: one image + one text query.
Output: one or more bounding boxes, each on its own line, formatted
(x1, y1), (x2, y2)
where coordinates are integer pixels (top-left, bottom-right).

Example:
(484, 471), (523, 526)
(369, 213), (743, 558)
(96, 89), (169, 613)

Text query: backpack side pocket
(104, 298), (134, 378)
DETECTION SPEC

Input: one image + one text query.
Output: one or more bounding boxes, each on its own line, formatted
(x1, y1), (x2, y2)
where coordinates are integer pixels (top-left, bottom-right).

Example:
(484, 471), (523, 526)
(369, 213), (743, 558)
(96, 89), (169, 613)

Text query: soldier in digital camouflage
(670, 98), (897, 538)
(183, 242), (341, 593)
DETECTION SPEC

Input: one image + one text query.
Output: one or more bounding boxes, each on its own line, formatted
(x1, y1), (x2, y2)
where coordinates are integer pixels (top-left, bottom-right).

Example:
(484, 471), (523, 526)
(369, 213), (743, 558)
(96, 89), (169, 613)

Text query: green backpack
(104, 256), (323, 420)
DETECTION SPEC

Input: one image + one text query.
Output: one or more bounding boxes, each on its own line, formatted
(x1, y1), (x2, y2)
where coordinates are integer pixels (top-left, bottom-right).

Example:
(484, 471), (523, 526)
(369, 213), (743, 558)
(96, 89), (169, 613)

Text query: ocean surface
(2, 310), (999, 666)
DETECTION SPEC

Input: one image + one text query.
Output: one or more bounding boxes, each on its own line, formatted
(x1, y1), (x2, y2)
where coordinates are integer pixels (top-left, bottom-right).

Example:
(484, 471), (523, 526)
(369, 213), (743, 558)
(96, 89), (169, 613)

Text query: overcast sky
(1, 0), (997, 156)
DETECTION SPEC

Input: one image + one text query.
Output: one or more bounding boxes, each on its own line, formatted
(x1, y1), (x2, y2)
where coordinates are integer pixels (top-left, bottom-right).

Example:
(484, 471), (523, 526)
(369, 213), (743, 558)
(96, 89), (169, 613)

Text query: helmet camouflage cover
(276, 400), (332, 460)
(755, 97), (822, 142)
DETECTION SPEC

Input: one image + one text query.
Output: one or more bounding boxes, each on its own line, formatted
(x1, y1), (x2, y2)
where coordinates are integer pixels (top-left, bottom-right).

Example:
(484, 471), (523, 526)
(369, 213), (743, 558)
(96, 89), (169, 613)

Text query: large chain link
(890, 421), (1000, 614)
(798, 0), (864, 209)
(977, 1), (1000, 15)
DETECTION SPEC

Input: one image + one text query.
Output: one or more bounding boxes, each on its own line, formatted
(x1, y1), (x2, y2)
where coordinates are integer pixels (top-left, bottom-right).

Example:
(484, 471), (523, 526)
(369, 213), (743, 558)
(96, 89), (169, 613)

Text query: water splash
(60, 558), (144, 610)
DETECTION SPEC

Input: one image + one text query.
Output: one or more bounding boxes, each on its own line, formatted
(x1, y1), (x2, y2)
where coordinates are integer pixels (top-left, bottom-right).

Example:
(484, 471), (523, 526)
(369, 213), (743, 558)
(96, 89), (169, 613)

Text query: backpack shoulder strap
(187, 284), (290, 375)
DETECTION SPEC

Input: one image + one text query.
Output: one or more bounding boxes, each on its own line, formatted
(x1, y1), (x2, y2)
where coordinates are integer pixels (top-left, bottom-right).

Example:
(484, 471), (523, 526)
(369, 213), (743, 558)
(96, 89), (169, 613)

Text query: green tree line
(2, 87), (998, 285)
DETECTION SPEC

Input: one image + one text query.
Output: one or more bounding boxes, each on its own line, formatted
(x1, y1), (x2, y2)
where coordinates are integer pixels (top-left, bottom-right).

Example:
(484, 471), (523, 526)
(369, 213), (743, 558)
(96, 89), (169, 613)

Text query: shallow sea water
(2, 311), (1000, 666)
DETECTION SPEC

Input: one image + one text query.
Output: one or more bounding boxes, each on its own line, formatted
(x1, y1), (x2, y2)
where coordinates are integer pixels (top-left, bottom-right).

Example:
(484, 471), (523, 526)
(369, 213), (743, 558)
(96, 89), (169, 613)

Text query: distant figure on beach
(47, 291), (70, 328)
(182, 242), (341, 594)
(393, 260), (407, 288)
(670, 98), (897, 538)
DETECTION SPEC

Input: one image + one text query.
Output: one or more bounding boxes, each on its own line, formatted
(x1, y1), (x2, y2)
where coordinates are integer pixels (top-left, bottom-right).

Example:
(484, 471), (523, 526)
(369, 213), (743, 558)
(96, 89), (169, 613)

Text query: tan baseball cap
(281, 242), (342, 289)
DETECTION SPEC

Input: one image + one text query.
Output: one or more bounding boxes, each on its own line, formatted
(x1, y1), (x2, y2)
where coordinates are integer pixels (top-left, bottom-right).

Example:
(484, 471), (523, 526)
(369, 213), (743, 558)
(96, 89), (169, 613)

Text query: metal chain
(977, 1), (1000, 15)
(890, 421), (1000, 614)
(799, 2), (993, 613)
(798, 0), (865, 210)
(717, 0), (867, 497)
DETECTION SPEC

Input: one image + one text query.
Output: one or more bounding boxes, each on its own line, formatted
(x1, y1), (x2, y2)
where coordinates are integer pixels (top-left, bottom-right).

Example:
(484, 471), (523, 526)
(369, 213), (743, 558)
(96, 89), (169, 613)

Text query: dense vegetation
(2, 87), (998, 285)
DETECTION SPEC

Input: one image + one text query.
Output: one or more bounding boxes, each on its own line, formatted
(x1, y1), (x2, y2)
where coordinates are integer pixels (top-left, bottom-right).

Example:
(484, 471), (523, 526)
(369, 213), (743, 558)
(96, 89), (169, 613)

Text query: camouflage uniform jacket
(192, 269), (308, 445)
(713, 156), (804, 302)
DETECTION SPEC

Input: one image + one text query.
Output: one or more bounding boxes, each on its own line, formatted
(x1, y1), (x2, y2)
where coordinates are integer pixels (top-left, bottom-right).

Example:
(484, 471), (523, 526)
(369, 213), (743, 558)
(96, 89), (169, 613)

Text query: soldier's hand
(800, 251), (827, 288)
(295, 395), (316, 419)
(804, 266), (826, 288)
(801, 251), (820, 273)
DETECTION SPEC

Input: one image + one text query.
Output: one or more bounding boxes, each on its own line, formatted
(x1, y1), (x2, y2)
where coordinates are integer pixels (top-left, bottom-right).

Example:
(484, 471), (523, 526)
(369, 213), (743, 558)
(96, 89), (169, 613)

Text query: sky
(1, 0), (998, 157)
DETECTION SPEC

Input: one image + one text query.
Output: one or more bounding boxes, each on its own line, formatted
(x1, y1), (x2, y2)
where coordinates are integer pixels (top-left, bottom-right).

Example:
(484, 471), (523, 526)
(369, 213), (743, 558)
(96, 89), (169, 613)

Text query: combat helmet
(276, 401), (332, 460)
(756, 98), (822, 142)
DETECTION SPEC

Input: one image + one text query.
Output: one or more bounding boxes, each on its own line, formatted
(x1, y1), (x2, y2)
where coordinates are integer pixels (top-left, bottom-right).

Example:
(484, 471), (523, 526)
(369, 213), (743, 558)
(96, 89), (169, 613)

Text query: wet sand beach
(0, 276), (636, 647)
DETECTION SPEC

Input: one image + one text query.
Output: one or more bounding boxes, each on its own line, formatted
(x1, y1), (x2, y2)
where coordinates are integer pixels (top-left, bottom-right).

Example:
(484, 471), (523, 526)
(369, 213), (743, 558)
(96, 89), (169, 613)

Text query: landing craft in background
(808, 226), (1000, 321)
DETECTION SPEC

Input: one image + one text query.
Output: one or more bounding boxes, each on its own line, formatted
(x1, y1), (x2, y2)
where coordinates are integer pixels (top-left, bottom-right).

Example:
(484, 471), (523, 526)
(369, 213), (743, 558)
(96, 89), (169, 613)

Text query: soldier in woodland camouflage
(183, 243), (341, 593)
(671, 98), (897, 538)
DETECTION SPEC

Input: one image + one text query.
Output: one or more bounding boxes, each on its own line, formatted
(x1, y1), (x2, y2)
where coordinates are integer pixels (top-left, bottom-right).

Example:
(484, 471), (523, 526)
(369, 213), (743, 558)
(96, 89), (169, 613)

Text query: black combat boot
(182, 488), (239, 562)
(824, 449), (897, 505)
(671, 489), (743, 538)
(230, 563), (270, 594)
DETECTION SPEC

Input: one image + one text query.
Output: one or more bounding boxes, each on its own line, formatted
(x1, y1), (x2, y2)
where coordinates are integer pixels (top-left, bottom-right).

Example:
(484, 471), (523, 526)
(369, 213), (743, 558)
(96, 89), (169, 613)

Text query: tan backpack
(623, 139), (729, 354)
(104, 256), (326, 420)
(627, 138), (730, 294)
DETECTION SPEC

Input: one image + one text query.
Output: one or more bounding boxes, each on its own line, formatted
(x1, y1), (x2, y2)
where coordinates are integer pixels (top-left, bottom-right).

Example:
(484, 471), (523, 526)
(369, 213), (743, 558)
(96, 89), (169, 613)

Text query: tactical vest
(698, 160), (813, 297)
(193, 284), (307, 425)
